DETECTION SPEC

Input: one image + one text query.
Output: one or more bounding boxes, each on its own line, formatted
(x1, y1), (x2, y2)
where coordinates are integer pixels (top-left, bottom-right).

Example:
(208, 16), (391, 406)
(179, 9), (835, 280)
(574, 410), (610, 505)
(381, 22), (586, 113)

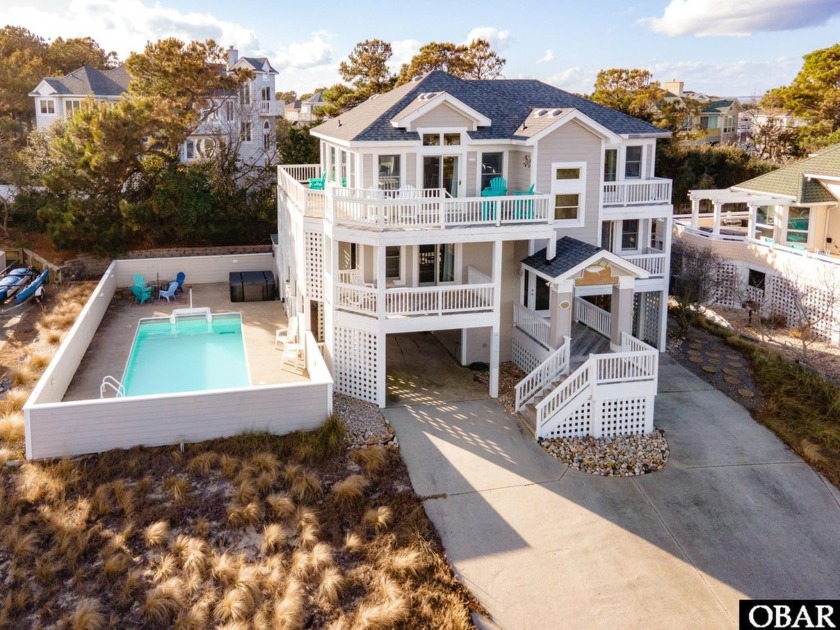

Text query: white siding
(412, 103), (473, 129)
(114, 254), (274, 287)
(508, 150), (531, 192)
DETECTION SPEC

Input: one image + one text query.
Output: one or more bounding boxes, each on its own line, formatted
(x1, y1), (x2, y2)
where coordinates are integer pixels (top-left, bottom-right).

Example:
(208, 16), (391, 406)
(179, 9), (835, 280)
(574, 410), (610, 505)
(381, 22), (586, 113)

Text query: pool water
(122, 314), (250, 397)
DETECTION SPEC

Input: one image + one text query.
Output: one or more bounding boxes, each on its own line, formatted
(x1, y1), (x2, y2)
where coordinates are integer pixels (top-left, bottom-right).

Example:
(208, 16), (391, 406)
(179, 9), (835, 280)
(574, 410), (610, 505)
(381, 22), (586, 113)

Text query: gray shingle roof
(239, 57), (278, 74)
(40, 65), (129, 97)
(313, 71), (666, 143)
(734, 143), (840, 204)
(521, 237), (602, 278)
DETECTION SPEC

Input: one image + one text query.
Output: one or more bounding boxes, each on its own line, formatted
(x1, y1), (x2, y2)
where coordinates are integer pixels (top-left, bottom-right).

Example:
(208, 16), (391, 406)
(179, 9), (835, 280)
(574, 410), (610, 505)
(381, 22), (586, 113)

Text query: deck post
(489, 239), (503, 398)
(548, 280), (574, 349)
(690, 197), (700, 229)
(712, 201), (722, 237)
(610, 276), (635, 352)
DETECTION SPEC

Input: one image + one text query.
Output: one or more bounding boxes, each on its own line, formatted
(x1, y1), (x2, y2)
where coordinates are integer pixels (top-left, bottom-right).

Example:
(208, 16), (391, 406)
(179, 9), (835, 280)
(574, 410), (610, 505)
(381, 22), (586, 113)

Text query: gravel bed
(332, 392), (396, 449)
(540, 429), (670, 477)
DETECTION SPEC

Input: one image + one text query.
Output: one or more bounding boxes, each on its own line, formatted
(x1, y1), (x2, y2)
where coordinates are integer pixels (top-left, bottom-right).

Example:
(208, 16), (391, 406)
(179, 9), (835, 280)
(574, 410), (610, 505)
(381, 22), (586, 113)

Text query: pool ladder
(100, 375), (125, 398)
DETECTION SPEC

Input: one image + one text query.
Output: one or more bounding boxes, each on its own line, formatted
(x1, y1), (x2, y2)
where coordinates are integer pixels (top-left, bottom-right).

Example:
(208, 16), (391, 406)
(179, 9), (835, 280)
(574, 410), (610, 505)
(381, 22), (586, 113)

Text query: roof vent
(549, 108), (563, 117)
(368, 94), (379, 101)
(412, 75), (423, 82)
(418, 92), (439, 101)
(534, 109), (548, 117)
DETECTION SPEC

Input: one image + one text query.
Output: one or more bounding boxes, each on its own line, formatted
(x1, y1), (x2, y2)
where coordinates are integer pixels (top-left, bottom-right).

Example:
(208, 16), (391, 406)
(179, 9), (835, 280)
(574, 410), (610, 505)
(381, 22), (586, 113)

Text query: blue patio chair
(159, 281), (180, 303)
(175, 271), (186, 292)
(308, 173), (326, 190)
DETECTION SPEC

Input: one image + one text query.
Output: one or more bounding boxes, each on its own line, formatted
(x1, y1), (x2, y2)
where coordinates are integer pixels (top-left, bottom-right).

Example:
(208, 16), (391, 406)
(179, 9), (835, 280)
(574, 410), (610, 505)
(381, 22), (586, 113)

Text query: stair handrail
(100, 375), (125, 399)
(534, 358), (592, 434)
(514, 336), (570, 411)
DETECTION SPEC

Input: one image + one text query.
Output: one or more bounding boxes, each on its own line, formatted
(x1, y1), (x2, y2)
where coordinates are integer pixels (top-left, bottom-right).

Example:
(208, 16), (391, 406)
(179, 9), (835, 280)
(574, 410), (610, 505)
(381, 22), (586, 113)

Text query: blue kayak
(16, 268), (49, 303)
(0, 271), (34, 300)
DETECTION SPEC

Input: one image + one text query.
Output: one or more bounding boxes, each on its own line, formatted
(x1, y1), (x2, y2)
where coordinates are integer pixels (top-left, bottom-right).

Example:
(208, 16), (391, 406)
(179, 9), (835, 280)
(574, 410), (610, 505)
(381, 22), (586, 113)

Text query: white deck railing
(514, 336), (570, 411)
(281, 164), (322, 182)
(534, 333), (658, 439)
(574, 297), (612, 338)
(513, 303), (550, 348)
(603, 178), (672, 206)
(335, 281), (495, 317)
(329, 185), (552, 230)
(278, 167), (325, 217)
(622, 248), (666, 276)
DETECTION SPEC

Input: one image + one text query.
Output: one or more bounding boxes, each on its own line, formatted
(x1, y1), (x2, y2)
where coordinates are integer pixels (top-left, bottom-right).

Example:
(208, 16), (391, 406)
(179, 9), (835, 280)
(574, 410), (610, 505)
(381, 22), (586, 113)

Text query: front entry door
(423, 156), (459, 196)
(418, 244), (455, 285)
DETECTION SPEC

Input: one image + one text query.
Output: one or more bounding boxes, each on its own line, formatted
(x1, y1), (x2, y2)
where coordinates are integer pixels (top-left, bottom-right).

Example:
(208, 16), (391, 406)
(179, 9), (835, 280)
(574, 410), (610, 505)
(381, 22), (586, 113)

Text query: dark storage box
(230, 270), (276, 302)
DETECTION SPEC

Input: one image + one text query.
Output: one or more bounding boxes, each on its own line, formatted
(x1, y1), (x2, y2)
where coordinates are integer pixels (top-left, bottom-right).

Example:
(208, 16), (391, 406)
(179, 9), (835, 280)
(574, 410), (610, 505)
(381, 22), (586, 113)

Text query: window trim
(623, 145), (643, 180)
(376, 153), (402, 191)
(479, 151), (505, 191)
(39, 99), (55, 115)
(549, 161), (586, 227)
(784, 206), (811, 246)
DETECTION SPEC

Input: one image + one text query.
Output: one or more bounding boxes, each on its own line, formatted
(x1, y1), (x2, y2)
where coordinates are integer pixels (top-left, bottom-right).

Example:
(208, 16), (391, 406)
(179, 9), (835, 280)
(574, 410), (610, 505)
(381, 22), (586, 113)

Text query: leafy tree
(0, 26), (49, 132)
(320, 83), (366, 117)
(591, 68), (666, 122)
(761, 43), (840, 149)
(276, 90), (297, 104)
(397, 42), (470, 84)
(462, 39), (505, 79)
(47, 36), (118, 74)
(278, 122), (320, 165)
(338, 39), (395, 94)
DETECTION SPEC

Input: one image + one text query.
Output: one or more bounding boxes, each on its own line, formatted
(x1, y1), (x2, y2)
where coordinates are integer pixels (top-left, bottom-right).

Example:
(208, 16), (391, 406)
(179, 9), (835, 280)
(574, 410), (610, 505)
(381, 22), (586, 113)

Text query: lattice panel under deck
(598, 396), (651, 437)
(767, 275), (836, 342)
(304, 231), (324, 300)
(543, 399), (592, 440)
(512, 338), (540, 376)
(714, 262), (739, 307)
(333, 326), (379, 404)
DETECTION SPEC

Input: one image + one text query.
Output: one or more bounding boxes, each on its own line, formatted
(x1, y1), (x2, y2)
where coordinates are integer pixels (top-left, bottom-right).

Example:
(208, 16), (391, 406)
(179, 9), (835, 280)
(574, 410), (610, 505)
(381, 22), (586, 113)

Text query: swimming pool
(122, 312), (250, 397)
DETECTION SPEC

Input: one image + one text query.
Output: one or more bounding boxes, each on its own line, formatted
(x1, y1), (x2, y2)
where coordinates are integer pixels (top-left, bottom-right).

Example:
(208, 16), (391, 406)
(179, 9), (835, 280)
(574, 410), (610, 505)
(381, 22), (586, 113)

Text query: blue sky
(4, 0), (840, 98)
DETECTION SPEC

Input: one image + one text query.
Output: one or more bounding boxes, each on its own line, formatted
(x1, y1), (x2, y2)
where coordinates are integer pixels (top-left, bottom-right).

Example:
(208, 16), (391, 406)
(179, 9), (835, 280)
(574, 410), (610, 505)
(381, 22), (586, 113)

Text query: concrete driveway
(383, 355), (840, 630)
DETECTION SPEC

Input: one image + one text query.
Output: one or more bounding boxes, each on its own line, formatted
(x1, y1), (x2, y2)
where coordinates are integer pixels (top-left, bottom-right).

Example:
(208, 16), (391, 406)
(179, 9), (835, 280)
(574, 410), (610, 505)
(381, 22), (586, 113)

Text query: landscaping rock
(542, 429), (669, 477)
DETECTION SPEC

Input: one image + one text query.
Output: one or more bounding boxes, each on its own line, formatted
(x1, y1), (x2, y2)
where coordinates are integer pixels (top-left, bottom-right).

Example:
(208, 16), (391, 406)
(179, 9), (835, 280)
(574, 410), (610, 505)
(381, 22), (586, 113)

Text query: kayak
(16, 268), (49, 303)
(0, 270), (35, 300)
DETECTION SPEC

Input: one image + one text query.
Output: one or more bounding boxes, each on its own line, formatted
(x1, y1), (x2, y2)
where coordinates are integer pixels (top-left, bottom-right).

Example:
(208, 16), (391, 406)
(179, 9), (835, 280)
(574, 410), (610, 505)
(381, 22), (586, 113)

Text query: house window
(225, 101), (234, 121)
(604, 149), (617, 182)
(786, 206), (810, 244)
(621, 219), (639, 250)
(480, 152), (503, 190)
(748, 269), (766, 291)
(263, 121), (271, 150)
(443, 133), (460, 146)
(241, 121), (252, 142)
(624, 146), (642, 179)
(185, 140), (195, 160)
(65, 100), (82, 117)
(260, 86), (271, 101)
(724, 116), (735, 133)
(555, 168), (581, 180)
(40, 99), (55, 114)
(240, 84), (251, 106)
(554, 194), (579, 220)
(385, 246), (401, 280)
(422, 133), (440, 146)
(378, 155), (400, 190)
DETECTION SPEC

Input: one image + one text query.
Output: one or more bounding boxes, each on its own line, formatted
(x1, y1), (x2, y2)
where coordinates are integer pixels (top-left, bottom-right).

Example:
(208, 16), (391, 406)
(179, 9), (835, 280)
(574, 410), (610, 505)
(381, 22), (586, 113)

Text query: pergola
(686, 189), (792, 239)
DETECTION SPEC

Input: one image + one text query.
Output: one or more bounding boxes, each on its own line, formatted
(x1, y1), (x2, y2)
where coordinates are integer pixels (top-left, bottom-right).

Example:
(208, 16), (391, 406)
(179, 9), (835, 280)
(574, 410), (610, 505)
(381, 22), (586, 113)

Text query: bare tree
(669, 241), (724, 336)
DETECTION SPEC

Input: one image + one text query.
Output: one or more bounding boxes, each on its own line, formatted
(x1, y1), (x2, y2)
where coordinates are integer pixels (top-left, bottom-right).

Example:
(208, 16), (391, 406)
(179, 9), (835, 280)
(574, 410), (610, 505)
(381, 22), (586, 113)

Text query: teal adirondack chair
(513, 183), (536, 219)
(131, 284), (153, 305)
(481, 177), (508, 220)
(308, 173), (326, 190)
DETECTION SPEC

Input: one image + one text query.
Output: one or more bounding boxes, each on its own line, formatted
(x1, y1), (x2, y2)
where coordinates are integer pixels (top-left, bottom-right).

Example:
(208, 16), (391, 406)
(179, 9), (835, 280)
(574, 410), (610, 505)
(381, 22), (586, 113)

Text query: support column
(747, 204), (758, 241)
(549, 279), (574, 349)
(376, 244), (386, 320)
(712, 201), (722, 236)
(690, 197), (701, 229)
(489, 239), (503, 399)
(610, 275), (635, 351)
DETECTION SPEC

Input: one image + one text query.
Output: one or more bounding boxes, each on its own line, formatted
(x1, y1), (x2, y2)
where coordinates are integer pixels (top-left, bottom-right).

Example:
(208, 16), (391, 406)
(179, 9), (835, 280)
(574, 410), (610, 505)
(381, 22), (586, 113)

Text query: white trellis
(633, 292), (662, 348)
(714, 262), (740, 307)
(598, 396), (651, 437)
(304, 231), (324, 300)
(767, 275), (837, 342)
(543, 399), (592, 439)
(333, 326), (381, 404)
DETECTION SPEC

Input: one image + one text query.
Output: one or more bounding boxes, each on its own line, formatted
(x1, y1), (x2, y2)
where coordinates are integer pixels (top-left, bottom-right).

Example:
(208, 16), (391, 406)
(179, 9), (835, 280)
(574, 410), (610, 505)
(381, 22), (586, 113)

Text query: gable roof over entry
(521, 237), (650, 283)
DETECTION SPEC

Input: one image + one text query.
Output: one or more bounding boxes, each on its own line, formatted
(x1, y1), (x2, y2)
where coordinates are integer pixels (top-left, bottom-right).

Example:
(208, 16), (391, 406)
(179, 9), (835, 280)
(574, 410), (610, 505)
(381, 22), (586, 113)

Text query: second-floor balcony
(603, 178), (671, 206)
(258, 101), (283, 116)
(335, 266), (495, 319)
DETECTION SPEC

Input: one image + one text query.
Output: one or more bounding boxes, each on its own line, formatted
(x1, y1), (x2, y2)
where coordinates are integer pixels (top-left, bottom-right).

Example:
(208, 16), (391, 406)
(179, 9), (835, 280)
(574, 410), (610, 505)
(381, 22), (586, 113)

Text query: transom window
(624, 146), (642, 179)
(40, 99), (55, 114)
(555, 168), (580, 180)
(422, 132), (460, 146)
(554, 194), (579, 220)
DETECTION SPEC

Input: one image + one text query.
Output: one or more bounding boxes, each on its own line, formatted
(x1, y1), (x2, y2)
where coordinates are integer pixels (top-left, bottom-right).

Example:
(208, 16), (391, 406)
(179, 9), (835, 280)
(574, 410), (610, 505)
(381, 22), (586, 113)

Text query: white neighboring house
(28, 47), (282, 169)
(284, 91), (325, 123)
(276, 71), (673, 441)
(674, 143), (840, 345)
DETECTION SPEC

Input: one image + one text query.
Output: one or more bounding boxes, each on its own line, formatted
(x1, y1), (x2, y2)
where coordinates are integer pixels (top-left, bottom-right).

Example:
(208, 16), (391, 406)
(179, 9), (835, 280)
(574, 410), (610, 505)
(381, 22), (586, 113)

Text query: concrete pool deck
(63, 282), (307, 401)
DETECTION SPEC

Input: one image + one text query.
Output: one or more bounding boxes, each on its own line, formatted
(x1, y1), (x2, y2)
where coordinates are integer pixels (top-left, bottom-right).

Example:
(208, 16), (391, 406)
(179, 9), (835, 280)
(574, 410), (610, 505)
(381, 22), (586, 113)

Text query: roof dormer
(390, 91), (491, 132)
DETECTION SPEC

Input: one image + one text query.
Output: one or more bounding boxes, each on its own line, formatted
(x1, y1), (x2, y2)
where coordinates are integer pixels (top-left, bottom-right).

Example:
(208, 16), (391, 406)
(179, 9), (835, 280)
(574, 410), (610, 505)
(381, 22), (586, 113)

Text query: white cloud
(389, 39), (421, 72)
(465, 26), (510, 51)
(271, 30), (334, 70)
(5, 0), (259, 59)
(639, 0), (840, 37)
(544, 67), (594, 95)
(537, 50), (554, 64)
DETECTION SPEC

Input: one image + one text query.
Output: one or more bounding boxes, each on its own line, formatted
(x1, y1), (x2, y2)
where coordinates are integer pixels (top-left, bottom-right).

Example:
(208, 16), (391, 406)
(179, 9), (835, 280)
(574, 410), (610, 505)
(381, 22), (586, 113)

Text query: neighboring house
(284, 91), (325, 123)
(661, 80), (741, 144)
(674, 143), (840, 345)
(276, 70), (673, 441)
(737, 107), (805, 149)
(29, 47), (282, 168)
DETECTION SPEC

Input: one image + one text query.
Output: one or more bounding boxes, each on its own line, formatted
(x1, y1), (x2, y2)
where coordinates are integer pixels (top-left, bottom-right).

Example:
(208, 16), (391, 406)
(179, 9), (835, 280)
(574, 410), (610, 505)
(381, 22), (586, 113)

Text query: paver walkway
(383, 355), (840, 630)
